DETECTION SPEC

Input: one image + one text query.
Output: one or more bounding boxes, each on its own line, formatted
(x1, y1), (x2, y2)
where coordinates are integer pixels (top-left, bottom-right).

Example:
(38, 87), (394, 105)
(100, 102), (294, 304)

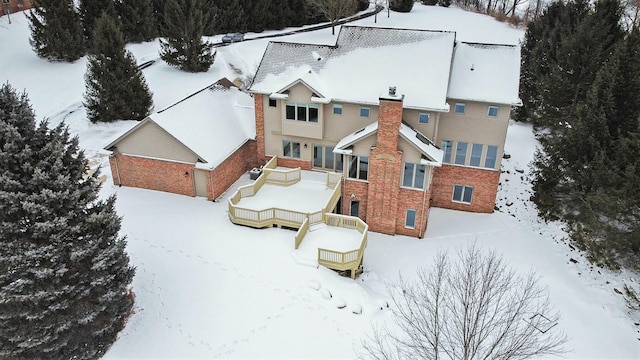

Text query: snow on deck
(236, 171), (333, 213)
(295, 224), (363, 265)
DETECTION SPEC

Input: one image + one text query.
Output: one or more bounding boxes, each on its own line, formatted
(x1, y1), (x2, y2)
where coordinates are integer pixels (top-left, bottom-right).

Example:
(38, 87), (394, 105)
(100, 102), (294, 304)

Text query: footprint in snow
(308, 279), (321, 290)
(320, 288), (332, 300)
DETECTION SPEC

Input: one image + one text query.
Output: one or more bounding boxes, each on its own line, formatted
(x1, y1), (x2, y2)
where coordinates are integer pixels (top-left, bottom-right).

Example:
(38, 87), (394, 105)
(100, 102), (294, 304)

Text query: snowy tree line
(518, 0), (640, 273)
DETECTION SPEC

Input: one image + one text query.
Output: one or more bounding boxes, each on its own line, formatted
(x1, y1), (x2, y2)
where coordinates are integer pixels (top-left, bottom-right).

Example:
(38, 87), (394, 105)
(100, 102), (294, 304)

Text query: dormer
(277, 80), (330, 140)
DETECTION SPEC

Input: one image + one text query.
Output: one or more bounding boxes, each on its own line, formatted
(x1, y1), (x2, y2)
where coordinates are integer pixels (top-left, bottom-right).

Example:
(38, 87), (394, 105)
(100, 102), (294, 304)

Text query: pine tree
(84, 14), (153, 122)
(214, 0), (247, 33)
(116, 0), (158, 43)
(244, 0), (270, 33)
(0, 83), (135, 359)
(159, 0), (215, 72)
(27, 0), (86, 62)
(390, 0), (415, 12)
(79, 0), (117, 45)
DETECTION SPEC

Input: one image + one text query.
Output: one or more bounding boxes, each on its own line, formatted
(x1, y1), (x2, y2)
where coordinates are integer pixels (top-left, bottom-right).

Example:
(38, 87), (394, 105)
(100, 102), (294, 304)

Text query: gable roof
(447, 42), (522, 106)
(333, 121), (443, 166)
(105, 78), (255, 169)
(251, 26), (456, 111)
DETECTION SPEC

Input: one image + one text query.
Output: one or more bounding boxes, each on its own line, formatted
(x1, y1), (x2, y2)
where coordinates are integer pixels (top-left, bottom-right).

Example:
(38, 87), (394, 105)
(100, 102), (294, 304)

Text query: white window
(487, 106), (499, 117)
(347, 155), (369, 181)
(455, 142), (468, 165)
(419, 112), (430, 124)
(470, 143), (483, 167)
(454, 103), (466, 114)
(405, 209), (417, 228)
(453, 185), (473, 204)
(282, 140), (300, 158)
(285, 102), (318, 123)
(442, 140), (453, 164)
(360, 107), (370, 118)
(313, 145), (343, 171)
(402, 162), (426, 189)
(333, 104), (342, 115)
(485, 145), (498, 169)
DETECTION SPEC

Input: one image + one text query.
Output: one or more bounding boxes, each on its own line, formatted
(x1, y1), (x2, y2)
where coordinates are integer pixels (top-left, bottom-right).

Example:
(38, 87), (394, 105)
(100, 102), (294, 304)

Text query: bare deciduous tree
(359, 244), (567, 360)
(306, 0), (357, 35)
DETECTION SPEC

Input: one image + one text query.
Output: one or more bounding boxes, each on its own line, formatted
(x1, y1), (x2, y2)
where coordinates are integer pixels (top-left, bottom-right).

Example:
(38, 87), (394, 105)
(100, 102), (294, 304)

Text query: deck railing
(317, 213), (368, 279)
(294, 216), (310, 249)
(228, 157), (342, 230)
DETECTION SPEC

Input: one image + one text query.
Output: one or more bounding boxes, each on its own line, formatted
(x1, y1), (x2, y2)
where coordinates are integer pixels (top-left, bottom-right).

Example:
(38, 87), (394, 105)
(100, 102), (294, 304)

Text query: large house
(105, 25), (520, 239)
(248, 25), (521, 238)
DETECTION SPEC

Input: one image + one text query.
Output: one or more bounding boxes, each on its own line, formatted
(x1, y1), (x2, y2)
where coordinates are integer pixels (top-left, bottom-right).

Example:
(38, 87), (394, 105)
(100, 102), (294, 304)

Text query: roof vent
(389, 86), (397, 96)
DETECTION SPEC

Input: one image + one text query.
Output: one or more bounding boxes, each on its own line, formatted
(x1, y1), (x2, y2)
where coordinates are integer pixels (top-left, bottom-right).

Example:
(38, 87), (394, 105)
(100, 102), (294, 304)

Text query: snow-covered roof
(398, 122), (443, 166)
(447, 42), (522, 106)
(106, 79), (255, 169)
(333, 122), (379, 154)
(333, 121), (442, 166)
(251, 26), (456, 111)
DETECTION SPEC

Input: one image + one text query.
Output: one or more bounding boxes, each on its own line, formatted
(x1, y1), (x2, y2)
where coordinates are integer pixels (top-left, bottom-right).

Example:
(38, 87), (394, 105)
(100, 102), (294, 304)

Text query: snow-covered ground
(2, 4), (639, 359)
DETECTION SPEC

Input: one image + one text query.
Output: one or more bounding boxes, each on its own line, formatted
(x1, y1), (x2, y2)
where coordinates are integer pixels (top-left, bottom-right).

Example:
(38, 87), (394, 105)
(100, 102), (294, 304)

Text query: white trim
(310, 96), (331, 104)
(117, 153), (195, 165)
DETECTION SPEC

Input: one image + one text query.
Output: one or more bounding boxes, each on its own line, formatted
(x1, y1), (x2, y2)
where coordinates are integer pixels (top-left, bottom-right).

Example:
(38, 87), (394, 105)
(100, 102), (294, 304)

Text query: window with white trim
(347, 155), (369, 181)
(454, 103), (466, 114)
(285, 102), (318, 123)
(485, 145), (498, 169)
(402, 162), (426, 189)
(442, 140), (453, 163)
(487, 106), (499, 117)
(282, 140), (301, 158)
(455, 142), (468, 165)
(333, 104), (342, 115)
(452, 185), (473, 204)
(470, 143), (483, 167)
(405, 209), (417, 228)
(360, 107), (370, 118)
(313, 145), (343, 171)
(419, 112), (430, 124)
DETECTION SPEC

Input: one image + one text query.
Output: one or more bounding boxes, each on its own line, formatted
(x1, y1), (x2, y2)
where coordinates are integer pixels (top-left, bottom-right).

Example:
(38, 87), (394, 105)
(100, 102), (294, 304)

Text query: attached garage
(104, 78), (259, 201)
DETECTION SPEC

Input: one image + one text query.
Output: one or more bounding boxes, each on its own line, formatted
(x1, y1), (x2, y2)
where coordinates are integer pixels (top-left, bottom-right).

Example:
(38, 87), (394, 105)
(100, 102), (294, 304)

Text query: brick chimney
(366, 86), (404, 235)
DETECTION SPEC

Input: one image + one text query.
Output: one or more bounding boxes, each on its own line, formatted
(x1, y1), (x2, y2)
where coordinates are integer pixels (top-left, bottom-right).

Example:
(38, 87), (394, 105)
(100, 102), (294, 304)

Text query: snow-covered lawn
(2, 4), (639, 359)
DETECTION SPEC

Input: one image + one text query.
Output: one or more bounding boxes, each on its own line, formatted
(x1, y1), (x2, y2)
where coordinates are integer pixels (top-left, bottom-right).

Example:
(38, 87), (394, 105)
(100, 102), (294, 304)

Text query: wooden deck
(228, 156), (366, 278)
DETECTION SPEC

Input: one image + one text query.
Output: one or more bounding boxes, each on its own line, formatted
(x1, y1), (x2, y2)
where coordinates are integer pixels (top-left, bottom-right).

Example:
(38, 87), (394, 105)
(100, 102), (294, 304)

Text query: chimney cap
(379, 86), (403, 102)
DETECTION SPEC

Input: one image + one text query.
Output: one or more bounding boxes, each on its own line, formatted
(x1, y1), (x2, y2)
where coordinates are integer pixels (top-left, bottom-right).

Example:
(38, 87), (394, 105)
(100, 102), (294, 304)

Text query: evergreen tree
(27, 0), (86, 62)
(116, 0), (158, 43)
(390, 0), (415, 12)
(517, 0), (624, 129)
(153, 0), (168, 36)
(160, 0), (215, 72)
(530, 22), (640, 270)
(215, 0), (247, 33)
(0, 83), (135, 359)
(245, 0), (271, 33)
(79, 0), (117, 45)
(84, 14), (153, 122)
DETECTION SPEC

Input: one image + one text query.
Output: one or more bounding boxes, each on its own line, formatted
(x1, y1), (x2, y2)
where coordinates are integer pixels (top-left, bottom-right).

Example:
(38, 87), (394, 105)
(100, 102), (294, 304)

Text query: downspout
(418, 167), (432, 239)
(112, 151), (122, 187)
(435, 113), (440, 139)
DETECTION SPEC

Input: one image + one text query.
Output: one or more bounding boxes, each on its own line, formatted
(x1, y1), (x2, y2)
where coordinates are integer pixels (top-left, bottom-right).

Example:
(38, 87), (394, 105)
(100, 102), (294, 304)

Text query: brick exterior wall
(109, 154), (196, 197)
(431, 164), (500, 213)
(396, 188), (431, 238)
(211, 140), (259, 199)
(342, 180), (369, 221)
(276, 157), (312, 170)
(254, 95), (268, 163)
(366, 98), (404, 235)
(1, 0), (32, 15)
(109, 140), (259, 201)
